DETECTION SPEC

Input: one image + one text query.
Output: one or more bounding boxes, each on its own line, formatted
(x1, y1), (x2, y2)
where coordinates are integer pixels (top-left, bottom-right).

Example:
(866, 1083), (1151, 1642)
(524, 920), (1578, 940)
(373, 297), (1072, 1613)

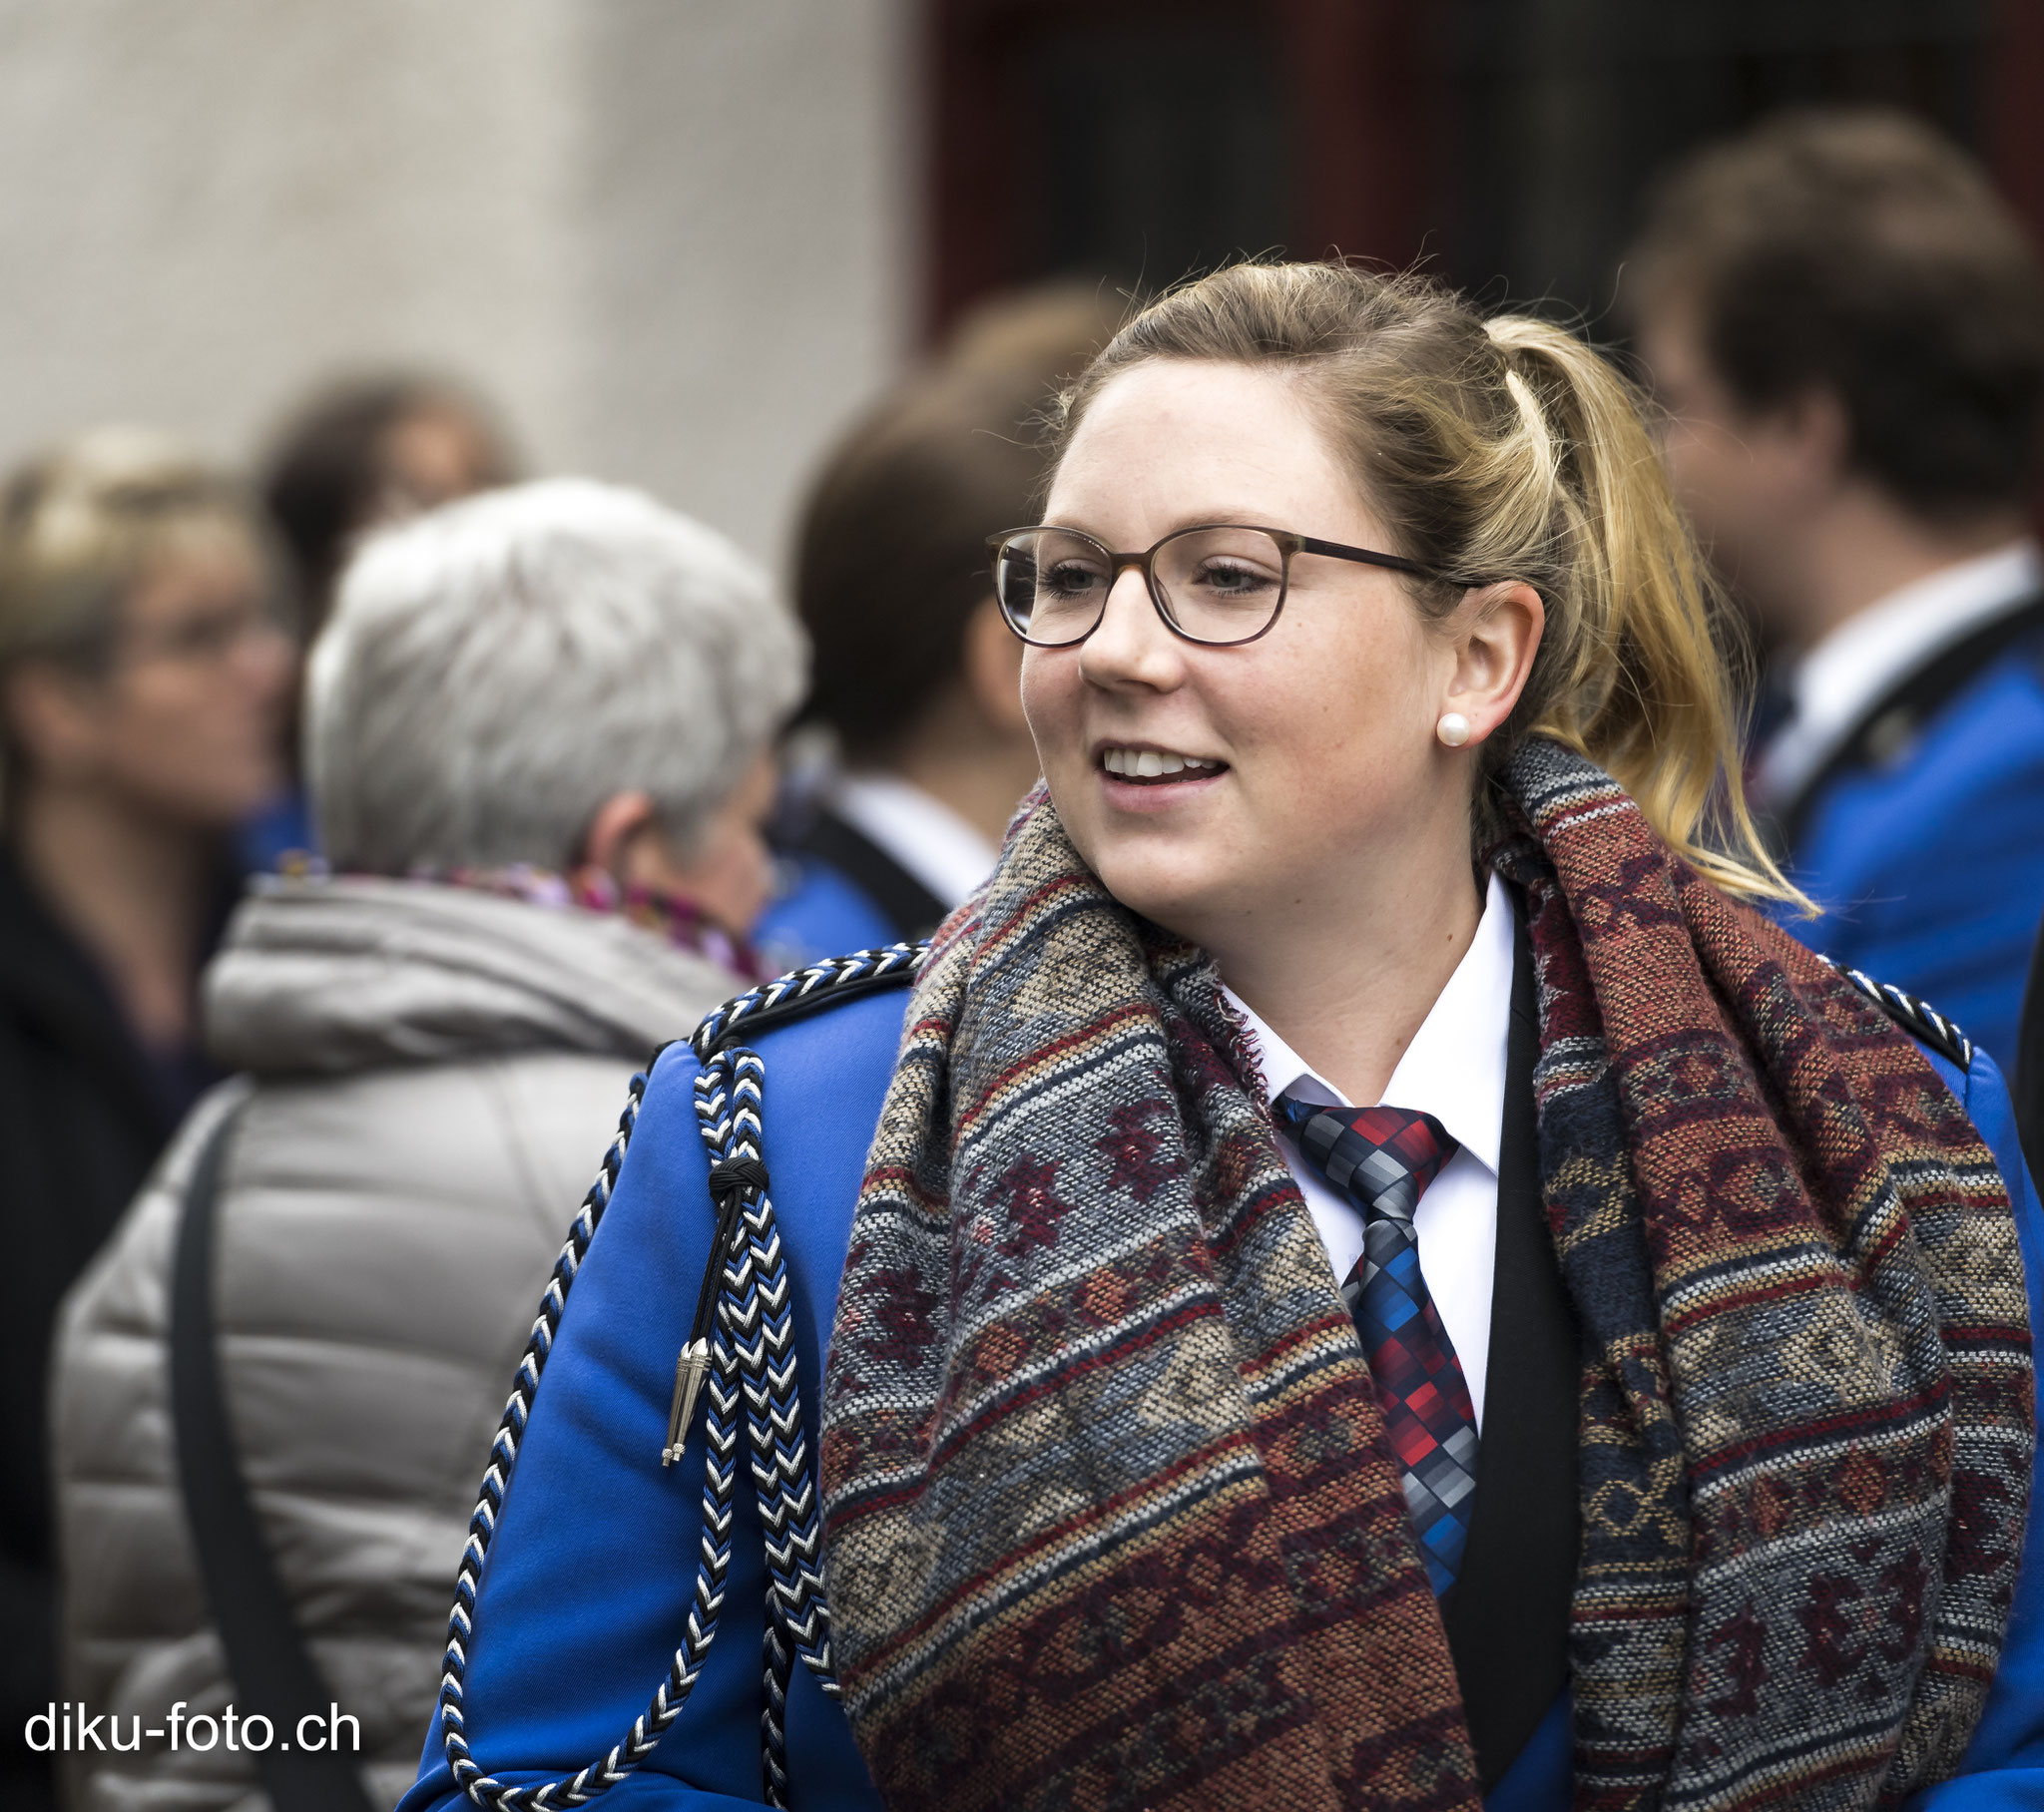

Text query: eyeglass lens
(116, 596), (288, 670)
(994, 526), (1288, 646)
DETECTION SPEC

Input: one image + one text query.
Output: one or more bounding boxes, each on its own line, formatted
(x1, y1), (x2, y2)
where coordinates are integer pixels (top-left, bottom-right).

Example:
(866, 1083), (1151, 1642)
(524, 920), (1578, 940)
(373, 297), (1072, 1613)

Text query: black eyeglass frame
(986, 522), (1441, 649)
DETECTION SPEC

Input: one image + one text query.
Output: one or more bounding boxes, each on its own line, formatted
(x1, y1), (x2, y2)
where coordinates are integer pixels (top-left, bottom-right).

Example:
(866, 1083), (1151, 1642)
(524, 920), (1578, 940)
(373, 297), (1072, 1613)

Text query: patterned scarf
(817, 738), (2033, 1812)
(411, 862), (766, 980)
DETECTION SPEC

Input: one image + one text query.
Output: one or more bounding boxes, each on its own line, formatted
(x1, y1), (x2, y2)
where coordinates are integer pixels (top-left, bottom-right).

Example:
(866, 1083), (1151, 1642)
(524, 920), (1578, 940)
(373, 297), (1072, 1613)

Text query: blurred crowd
(3, 105), (2043, 1810)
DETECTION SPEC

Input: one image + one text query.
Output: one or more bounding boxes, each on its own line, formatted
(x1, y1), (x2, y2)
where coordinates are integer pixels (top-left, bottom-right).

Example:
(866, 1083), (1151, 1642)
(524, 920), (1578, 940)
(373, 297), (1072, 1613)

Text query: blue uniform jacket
(755, 856), (901, 973)
(1776, 641), (2044, 1075)
(400, 989), (2044, 1812)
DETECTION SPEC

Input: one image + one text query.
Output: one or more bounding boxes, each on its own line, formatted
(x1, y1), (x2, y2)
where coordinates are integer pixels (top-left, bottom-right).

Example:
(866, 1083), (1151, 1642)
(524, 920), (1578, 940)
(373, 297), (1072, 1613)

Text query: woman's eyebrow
(1037, 511), (1271, 545)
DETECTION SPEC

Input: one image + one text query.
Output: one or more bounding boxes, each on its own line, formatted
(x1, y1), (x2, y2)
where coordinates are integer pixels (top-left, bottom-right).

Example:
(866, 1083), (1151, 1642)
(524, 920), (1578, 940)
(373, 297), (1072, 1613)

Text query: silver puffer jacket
(51, 877), (742, 1811)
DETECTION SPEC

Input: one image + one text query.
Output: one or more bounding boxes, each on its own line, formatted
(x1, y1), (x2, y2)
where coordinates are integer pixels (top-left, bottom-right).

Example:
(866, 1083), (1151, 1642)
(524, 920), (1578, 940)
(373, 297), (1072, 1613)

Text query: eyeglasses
(987, 523), (1437, 649)
(112, 596), (290, 672)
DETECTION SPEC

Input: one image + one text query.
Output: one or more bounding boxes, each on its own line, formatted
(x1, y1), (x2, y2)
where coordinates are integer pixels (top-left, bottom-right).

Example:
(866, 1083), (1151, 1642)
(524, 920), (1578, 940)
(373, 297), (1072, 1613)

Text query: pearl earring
(1436, 711), (1471, 747)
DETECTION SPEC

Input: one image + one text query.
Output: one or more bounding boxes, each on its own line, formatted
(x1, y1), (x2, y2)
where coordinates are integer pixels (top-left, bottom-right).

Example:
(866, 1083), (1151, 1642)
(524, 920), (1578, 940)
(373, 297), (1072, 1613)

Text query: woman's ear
(579, 788), (660, 880)
(1441, 582), (1544, 746)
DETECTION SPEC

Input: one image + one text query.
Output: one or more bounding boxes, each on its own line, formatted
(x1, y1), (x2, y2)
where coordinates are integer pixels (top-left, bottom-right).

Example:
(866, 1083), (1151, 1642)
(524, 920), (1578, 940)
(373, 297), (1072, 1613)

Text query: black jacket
(0, 847), (223, 1809)
(2020, 924), (2044, 1189)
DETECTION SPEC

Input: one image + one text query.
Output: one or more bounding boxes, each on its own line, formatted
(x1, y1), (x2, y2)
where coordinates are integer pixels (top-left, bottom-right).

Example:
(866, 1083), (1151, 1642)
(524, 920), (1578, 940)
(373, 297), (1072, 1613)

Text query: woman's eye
(1196, 560), (1278, 596)
(1042, 561), (1106, 598)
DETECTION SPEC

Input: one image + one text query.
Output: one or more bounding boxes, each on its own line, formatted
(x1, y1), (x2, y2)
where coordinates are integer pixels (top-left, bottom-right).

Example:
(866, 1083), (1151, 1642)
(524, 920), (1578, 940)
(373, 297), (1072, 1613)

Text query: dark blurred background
(926, 0), (2037, 337)
(3, 2), (2032, 571)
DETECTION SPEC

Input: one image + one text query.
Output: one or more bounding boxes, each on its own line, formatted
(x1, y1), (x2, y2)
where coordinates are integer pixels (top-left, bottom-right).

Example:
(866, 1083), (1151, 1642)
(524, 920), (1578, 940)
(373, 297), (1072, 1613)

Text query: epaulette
(1819, 957), (1973, 1071)
(689, 940), (930, 1061)
(437, 947), (938, 1806)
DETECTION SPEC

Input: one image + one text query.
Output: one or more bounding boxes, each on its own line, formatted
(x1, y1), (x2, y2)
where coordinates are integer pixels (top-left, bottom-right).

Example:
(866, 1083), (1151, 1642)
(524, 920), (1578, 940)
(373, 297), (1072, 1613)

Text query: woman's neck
(1211, 854), (1485, 1109)
(16, 780), (218, 1051)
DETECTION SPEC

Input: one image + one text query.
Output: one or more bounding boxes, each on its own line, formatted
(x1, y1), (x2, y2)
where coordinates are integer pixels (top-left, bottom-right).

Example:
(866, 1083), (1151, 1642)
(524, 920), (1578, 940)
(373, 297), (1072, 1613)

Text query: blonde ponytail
(1478, 315), (1795, 903)
(1054, 263), (1801, 905)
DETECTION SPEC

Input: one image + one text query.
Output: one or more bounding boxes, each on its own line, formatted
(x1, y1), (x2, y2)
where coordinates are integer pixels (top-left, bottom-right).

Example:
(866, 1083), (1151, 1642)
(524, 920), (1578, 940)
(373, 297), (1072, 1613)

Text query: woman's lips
(1096, 743), (1228, 785)
(1104, 767), (1225, 787)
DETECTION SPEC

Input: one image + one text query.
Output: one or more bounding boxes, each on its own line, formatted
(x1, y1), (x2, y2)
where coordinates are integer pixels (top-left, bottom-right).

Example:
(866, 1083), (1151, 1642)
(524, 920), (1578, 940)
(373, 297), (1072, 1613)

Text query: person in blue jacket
(758, 359), (1071, 965)
(403, 261), (2044, 1812)
(1627, 110), (2044, 1076)
(761, 287), (1117, 967)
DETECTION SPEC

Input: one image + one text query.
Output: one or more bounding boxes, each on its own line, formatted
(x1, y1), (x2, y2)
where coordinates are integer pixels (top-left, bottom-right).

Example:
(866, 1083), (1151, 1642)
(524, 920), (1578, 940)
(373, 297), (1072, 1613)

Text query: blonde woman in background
(0, 431), (291, 1812)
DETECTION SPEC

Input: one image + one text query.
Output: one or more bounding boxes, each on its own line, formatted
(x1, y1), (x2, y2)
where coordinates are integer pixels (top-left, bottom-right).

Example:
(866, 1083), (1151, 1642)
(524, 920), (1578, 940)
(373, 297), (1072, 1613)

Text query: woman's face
(28, 539), (294, 829)
(373, 402), (508, 525)
(1021, 361), (1474, 953)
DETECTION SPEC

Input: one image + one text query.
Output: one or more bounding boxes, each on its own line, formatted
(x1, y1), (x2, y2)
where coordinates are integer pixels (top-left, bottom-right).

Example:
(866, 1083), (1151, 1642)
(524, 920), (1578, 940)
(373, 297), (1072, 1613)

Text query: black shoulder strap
(794, 808), (949, 943)
(169, 1103), (376, 1812)
(1777, 593), (2044, 851)
(2019, 927), (2044, 1188)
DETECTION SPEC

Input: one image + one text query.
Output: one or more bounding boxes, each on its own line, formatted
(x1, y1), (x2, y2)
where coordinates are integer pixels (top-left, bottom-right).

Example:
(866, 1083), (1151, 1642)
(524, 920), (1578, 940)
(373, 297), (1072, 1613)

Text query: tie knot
(1275, 1096), (1457, 1224)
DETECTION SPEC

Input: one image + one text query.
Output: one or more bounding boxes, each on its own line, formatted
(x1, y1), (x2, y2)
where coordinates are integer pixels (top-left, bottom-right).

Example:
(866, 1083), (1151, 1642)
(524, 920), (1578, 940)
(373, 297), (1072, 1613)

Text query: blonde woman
(0, 431), (290, 1812)
(403, 265), (2043, 1812)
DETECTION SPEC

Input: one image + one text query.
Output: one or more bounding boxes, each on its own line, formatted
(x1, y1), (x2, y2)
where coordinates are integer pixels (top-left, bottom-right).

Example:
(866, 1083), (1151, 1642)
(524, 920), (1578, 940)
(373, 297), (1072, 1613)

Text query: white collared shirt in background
(1224, 872), (1514, 1428)
(829, 771), (1002, 912)
(1756, 538), (2044, 807)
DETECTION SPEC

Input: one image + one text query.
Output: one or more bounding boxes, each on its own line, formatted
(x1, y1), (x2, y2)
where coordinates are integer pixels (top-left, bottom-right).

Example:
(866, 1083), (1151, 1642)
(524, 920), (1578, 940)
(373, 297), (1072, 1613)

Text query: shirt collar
(1761, 538), (2043, 801)
(1223, 871), (1514, 1175)
(827, 771), (1003, 911)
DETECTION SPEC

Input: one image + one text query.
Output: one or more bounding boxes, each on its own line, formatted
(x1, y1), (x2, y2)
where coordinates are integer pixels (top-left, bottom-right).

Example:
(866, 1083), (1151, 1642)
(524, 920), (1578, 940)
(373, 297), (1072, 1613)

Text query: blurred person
(939, 276), (1123, 387)
(761, 292), (1111, 958)
(260, 372), (517, 638)
(0, 430), (291, 1812)
(51, 479), (802, 1811)
(402, 262), (2044, 1812)
(244, 374), (517, 870)
(1629, 109), (2044, 1070)
(764, 374), (1040, 952)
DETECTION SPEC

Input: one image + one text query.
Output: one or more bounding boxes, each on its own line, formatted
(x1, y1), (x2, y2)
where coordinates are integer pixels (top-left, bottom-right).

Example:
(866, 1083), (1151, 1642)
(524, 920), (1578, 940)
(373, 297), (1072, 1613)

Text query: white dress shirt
(828, 772), (1002, 912)
(1223, 873), (1514, 1428)
(1756, 538), (2044, 807)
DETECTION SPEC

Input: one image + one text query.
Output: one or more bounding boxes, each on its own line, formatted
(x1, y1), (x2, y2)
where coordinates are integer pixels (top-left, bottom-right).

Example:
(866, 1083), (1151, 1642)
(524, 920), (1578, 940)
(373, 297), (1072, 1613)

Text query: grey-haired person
(50, 478), (804, 1811)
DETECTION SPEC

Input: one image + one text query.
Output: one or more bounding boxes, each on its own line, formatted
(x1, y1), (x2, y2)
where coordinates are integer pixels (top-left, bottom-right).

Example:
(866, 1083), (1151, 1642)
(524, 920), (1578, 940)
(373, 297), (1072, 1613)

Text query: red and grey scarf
(817, 736), (2032, 1812)
(413, 862), (767, 981)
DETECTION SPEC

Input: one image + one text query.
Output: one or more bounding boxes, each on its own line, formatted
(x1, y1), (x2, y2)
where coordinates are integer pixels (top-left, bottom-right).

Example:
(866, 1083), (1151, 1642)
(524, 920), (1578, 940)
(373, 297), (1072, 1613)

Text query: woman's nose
(1077, 566), (1180, 689)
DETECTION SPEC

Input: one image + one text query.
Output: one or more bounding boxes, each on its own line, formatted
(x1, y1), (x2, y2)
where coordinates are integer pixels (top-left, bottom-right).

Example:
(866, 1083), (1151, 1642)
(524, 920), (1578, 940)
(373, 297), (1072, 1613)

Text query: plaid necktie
(1276, 1094), (1476, 1593)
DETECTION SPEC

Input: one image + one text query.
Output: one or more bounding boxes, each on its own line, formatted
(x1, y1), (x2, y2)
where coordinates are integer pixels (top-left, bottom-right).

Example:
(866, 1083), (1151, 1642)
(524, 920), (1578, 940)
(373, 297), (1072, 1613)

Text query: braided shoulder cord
(690, 942), (927, 1062)
(696, 1045), (838, 1802)
(1818, 955), (1975, 1072)
(439, 943), (926, 1809)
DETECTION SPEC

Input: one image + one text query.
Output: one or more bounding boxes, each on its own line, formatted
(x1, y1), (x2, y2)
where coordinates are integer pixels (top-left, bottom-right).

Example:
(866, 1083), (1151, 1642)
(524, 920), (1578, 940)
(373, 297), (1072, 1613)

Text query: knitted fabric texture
(816, 737), (2033, 1812)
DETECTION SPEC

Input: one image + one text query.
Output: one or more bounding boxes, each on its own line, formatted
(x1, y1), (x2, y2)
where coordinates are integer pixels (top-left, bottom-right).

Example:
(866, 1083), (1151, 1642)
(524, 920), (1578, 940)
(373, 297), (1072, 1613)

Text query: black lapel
(794, 807), (950, 943)
(0, 847), (178, 1145)
(2021, 923), (2044, 1190)
(1775, 592), (2044, 855)
(1439, 908), (1579, 1791)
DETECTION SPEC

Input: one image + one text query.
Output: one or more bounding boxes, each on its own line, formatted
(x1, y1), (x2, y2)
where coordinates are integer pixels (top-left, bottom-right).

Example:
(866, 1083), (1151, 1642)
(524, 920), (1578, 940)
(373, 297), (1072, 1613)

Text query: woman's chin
(1087, 851), (1233, 942)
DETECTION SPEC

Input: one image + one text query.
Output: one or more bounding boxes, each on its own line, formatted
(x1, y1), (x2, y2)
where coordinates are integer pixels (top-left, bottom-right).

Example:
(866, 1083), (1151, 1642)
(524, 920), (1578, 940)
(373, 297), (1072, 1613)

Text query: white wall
(0, 0), (914, 567)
